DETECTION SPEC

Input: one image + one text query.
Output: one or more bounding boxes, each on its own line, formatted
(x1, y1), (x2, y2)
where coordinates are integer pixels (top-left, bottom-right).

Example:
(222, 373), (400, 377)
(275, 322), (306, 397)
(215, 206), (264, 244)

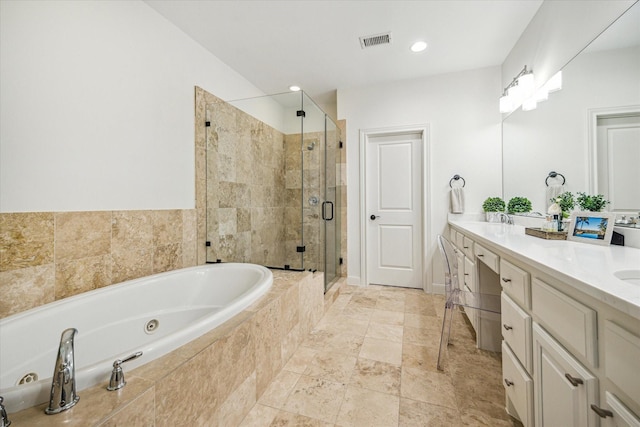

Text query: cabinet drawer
(532, 278), (597, 367)
(502, 292), (532, 373)
(464, 256), (476, 292)
(601, 391), (640, 427)
(455, 231), (465, 251)
(474, 243), (499, 273)
(500, 259), (531, 309)
(604, 321), (640, 408)
(462, 235), (474, 259)
(503, 341), (534, 427)
(449, 227), (457, 245)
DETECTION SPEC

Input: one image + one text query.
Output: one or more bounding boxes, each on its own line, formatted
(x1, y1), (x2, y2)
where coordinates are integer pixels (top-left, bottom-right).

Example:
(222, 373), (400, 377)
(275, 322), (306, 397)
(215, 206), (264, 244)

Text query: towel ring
(545, 171), (565, 186)
(449, 174), (465, 188)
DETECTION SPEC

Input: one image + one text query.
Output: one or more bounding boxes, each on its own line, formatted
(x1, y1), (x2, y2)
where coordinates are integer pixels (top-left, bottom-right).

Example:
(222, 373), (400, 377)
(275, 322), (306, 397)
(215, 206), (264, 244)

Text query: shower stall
(204, 91), (342, 292)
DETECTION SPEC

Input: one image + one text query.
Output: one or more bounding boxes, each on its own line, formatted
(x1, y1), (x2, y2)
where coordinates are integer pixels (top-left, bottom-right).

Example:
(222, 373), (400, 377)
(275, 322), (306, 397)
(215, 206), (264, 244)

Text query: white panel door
(366, 132), (422, 288)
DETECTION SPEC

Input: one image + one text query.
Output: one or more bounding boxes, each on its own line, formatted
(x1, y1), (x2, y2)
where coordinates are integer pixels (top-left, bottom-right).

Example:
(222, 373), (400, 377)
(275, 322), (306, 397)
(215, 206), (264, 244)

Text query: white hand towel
(450, 187), (465, 213)
(546, 184), (565, 210)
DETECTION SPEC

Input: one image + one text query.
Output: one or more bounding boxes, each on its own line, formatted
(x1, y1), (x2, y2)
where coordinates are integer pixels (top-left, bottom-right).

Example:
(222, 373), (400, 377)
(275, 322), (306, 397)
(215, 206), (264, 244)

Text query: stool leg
(437, 301), (454, 371)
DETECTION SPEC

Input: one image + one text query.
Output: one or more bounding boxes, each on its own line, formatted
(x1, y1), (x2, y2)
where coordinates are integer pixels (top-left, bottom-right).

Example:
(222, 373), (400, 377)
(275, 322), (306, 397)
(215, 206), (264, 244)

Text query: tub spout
(45, 328), (80, 415)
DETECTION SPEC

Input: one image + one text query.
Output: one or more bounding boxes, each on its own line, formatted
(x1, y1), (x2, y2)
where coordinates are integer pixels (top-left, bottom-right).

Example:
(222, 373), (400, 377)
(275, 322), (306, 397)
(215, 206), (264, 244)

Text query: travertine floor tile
(283, 346), (318, 374)
(239, 404), (280, 427)
(366, 322), (404, 342)
(402, 342), (439, 372)
(401, 366), (457, 409)
(398, 398), (463, 426)
(359, 336), (403, 365)
(314, 314), (369, 336)
(270, 410), (335, 426)
(349, 357), (401, 395)
(259, 370), (301, 408)
(303, 350), (357, 383)
(370, 309), (405, 326)
(403, 324), (442, 346)
(335, 385), (400, 427)
(282, 375), (347, 424)
(241, 285), (521, 427)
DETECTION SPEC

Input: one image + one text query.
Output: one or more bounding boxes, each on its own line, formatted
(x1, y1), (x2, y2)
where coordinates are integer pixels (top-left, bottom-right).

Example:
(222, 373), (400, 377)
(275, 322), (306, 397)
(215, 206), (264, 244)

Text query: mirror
(503, 3), (640, 216)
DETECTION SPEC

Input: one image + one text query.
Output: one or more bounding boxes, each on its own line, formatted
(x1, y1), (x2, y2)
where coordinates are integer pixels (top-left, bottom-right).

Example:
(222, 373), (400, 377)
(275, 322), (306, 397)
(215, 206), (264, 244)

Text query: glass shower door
(323, 116), (339, 290)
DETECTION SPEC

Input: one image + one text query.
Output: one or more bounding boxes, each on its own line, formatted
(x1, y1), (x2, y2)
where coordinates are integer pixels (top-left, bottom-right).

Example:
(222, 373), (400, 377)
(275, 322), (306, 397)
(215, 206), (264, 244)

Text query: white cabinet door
(533, 323), (598, 427)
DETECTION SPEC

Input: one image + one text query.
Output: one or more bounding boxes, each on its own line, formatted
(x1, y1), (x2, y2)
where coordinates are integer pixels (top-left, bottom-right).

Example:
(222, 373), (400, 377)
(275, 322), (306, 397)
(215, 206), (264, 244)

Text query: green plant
(507, 196), (532, 214)
(482, 197), (505, 212)
(554, 192), (575, 218)
(576, 192), (609, 212)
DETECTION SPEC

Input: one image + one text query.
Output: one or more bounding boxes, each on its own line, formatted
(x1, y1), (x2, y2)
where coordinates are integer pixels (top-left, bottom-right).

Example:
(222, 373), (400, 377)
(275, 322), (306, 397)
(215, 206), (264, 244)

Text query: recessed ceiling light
(410, 41), (427, 53)
(289, 85), (301, 92)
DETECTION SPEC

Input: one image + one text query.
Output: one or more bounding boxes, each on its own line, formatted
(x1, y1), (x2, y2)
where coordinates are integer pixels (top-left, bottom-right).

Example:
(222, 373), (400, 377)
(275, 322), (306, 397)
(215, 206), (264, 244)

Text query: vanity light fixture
(500, 67), (563, 113)
(544, 70), (562, 93)
(289, 85), (301, 92)
(499, 65), (534, 113)
(410, 41), (427, 52)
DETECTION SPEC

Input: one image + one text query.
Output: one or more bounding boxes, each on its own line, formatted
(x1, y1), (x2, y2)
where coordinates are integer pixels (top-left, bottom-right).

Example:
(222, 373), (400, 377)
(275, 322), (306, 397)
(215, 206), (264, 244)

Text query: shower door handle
(322, 201), (334, 221)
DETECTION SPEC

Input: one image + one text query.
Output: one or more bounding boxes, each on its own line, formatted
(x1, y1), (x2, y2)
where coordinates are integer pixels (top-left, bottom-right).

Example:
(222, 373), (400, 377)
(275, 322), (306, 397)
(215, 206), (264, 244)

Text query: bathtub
(0, 263), (272, 413)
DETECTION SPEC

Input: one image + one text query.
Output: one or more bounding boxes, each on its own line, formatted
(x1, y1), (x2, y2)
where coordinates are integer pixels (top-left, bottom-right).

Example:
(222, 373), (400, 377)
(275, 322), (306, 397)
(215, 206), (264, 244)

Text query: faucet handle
(0, 396), (11, 427)
(107, 351), (143, 391)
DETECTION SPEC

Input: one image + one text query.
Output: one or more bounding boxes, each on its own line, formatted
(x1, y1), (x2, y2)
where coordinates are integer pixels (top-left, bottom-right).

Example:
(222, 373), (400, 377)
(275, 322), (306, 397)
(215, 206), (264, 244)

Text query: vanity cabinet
(533, 322), (599, 427)
(449, 222), (640, 427)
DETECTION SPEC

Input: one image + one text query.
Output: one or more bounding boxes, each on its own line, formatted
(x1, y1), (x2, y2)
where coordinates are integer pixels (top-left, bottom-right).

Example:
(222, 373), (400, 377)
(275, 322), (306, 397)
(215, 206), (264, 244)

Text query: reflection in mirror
(502, 3), (640, 216)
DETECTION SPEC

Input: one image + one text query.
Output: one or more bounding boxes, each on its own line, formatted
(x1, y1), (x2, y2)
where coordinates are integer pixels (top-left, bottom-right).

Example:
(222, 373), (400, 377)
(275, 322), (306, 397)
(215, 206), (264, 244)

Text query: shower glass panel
(204, 91), (341, 291)
(324, 116), (340, 290)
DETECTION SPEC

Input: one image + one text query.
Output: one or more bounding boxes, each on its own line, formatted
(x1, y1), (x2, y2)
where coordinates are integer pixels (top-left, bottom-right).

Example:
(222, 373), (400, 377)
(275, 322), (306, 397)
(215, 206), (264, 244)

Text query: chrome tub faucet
(0, 396), (11, 427)
(45, 328), (80, 415)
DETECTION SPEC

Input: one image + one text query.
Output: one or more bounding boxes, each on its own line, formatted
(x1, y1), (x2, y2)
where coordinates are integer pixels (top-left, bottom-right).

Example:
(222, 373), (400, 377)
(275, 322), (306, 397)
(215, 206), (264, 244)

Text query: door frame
(587, 105), (640, 196)
(359, 124), (431, 291)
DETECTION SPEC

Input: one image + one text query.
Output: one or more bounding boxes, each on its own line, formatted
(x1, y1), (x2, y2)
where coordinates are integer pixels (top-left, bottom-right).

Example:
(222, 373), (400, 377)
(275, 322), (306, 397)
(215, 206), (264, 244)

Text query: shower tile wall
(205, 97), (289, 267)
(0, 209), (197, 318)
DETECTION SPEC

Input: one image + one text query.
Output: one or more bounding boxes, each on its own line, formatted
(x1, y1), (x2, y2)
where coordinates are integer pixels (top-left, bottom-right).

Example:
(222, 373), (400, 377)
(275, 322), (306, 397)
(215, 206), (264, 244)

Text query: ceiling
(144, 0), (543, 111)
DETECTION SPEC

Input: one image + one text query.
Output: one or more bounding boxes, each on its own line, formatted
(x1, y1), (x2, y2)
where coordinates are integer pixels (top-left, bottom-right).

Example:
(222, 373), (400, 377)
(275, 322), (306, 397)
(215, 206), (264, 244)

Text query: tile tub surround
(9, 269), (325, 425)
(0, 209), (197, 318)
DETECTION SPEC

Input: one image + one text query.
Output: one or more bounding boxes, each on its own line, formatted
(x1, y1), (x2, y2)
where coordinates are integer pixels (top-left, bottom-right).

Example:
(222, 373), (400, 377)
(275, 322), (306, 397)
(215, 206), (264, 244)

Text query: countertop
(449, 220), (640, 321)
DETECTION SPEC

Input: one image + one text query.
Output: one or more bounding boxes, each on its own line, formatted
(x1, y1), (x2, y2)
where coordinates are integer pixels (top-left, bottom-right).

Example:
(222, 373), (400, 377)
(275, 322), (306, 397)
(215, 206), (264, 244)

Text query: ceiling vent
(359, 32), (392, 49)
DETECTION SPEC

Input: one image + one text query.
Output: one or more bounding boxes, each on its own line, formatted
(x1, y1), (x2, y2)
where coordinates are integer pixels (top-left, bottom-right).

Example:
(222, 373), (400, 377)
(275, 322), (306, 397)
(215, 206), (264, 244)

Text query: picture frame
(566, 211), (616, 246)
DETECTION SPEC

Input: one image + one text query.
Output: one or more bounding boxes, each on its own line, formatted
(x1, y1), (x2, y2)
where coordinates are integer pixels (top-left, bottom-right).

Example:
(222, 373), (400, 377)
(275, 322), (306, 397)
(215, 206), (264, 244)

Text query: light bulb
(517, 72), (535, 100)
(522, 97), (537, 111)
(410, 41), (427, 52)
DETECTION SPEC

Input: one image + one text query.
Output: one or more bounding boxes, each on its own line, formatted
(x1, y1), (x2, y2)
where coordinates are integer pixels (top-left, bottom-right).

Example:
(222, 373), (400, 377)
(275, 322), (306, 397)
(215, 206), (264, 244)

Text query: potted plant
(482, 197), (505, 222)
(507, 196), (532, 214)
(554, 191), (575, 219)
(576, 192), (609, 212)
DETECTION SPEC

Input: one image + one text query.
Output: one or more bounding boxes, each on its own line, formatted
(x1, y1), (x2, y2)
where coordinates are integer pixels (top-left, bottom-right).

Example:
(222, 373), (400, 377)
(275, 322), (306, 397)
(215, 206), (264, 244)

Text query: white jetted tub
(0, 263), (272, 413)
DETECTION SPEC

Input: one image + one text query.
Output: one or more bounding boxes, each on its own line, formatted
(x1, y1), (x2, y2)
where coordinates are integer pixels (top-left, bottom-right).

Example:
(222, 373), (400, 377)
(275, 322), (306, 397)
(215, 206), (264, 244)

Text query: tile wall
(0, 210), (197, 318)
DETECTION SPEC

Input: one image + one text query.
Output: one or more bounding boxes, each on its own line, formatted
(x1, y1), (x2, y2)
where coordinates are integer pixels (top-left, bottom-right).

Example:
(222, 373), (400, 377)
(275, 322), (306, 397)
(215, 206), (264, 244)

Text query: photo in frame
(566, 211), (616, 246)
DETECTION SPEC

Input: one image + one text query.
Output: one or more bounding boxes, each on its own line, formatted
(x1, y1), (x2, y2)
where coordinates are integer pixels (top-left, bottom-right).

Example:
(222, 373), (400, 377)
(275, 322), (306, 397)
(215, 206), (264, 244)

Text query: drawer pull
(564, 373), (584, 387)
(590, 404), (613, 419)
(504, 379), (514, 387)
(477, 254), (484, 257)
(463, 246), (469, 249)
(503, 324), (513, 331)
(464, 273), (469, 276)
(501, 278), (511, 283)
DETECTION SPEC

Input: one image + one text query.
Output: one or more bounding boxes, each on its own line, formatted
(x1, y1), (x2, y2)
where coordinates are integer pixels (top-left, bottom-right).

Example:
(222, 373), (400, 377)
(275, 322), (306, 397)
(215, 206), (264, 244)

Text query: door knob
(370, 215), (380, 220)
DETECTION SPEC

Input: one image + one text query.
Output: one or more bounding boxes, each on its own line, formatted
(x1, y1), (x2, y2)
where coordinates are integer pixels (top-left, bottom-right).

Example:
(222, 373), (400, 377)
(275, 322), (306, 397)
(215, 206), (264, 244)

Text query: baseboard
(431, 282), (445, 295)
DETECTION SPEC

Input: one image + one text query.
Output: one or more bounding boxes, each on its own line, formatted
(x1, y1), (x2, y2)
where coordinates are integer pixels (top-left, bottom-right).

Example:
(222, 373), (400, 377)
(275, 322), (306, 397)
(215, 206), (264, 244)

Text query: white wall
(0, 0), (265, 213)
(502, 0), (635, 91)
(337, 66), (502, 287)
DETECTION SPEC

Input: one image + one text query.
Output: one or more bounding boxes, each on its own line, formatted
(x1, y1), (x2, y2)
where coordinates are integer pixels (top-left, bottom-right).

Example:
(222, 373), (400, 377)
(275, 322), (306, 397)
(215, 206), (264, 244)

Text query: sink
(614, 270), (640, 285)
